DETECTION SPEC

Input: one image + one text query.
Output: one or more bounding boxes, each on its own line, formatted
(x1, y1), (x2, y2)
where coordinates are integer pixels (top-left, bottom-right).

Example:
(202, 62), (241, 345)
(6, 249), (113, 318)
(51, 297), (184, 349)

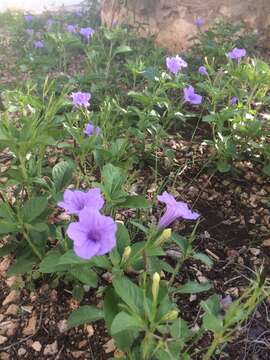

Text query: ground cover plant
(0, 5), (270, 360)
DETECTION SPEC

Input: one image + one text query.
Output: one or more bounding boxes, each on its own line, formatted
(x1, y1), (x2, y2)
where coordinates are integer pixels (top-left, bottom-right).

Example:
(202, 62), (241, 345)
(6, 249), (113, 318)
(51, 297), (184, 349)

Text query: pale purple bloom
(33, 40), (44, 49)
(220, 295), (233, 312)
(227, 48), (246, 62)
(71, 91), (91, 108)
(80, 27), (95, 40)
(58, 188), (104, 215)
(25, 15), (33, 22)
(84, 123), (101, 137)
(26, 28), (34, 36)
(67, 24), (77, 34)
(166, 55), (188, 75)
(47, 19), (54, 29)
(195, 18), (204, 27)
(230, 96), (238, 106)
(183, 86), (203, 105)
(198, 66), (208, 76)
(74, 10), (83, 17)
(67, 207), (117, 260)
(157, 191), (200, 228)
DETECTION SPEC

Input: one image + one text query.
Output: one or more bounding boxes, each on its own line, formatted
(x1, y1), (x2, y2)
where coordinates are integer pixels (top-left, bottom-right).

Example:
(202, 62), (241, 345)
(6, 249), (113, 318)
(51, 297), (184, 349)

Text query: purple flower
(80, 27), (95, 40)
(157, 191), (200, 228)
(220, 295), (233, 312)
(33, 40), (44, 49)
(198, 66), (208, 76)
(25, 15), (33, 22)
(230, 96), (238, 106)
(67, 207), (117, 260)
(195, 18), (204, 27)
(227, 48), (246, 62)
(84, 123), (101, 137)
(67, 24), (77, 34)
(183, 86), (203, 105)
(74, 10), (83, 17)
(166, 55), (188, 75)
(71, 91), (91, 108)
(58, 188), (104, 215)
(47, 18), (54, 29)
(26, 28), (34, 36)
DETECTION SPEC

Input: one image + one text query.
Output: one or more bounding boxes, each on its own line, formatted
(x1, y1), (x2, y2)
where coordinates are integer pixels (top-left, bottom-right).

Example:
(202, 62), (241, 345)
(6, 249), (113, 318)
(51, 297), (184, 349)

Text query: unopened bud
(156, 228), (172, 245)
(122, 246), (131, 263)
(162, 310), (178, 322)
(152, 272), (160, 303)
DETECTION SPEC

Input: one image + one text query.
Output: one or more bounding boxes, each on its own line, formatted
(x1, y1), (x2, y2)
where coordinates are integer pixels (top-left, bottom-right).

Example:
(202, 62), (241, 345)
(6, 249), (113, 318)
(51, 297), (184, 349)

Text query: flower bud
(162, 310), (178, 322)
(122, 246), (131, 263)
(152, 272), (160, 303)
(156, 228), (172, 245)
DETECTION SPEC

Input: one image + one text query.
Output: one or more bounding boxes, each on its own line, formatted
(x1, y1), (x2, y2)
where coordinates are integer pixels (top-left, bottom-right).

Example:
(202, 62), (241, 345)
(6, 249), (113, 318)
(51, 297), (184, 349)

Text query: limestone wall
(101, 0), (270, 51)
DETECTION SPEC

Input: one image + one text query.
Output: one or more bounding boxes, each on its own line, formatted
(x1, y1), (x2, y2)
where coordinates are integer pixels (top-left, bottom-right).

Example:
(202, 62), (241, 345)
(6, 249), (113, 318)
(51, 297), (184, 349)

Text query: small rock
(57, 319), (68, 333)
(249, 248), (260, 256)
(71, 351), (85, 359)
(5, 276), (20, 288)
(114, 349), (126, 358)
(0, 257), (11, 276)
(0, 335), (8, 345)
(18, 348), (27, 356)
(262, 239), (270, 247)
(0, 320), (18, 337)
(2, 290), (20, 306)
(103, 339), (116, 354)
(43, 341), (58, 356)
(85, 325), (94, 337)
(22, 313), (37, 336)
(78, 340), (87, 349)
(32, 341), (42, 352)
(50, 290), (58, 302)
(5, 304), (18, 316)
(0, 352), (10, 360)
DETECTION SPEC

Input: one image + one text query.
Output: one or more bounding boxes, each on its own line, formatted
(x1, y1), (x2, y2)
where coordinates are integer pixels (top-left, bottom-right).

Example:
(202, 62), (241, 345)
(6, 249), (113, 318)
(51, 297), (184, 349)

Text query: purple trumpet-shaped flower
(58, 188), (104, 215)
(166, 55), (188, 75)
(80, 27), (95, 40)
(198, 66), (208, 76)
(25, 15), (33, 22)
(71, 91), (91, 108)
(157, 191), (200, 228)
(67, 24), (77, 33)
(183, 86), (203, 105)
(227, 48), (246, 62)
(230, 96), (238, 106)
(33, 40), (44, 49)
(26, 28), (34, 36)
(67, 207), (117, 260)
(195, 18), (204, 27)
(84, 123), (101, 137)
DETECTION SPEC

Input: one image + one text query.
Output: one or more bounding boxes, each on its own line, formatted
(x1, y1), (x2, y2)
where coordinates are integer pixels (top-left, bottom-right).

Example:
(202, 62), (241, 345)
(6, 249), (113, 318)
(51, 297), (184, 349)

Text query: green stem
(23, 229), (42, 260)
(169, 256), (185, 287)
(203, 336), (220, 360)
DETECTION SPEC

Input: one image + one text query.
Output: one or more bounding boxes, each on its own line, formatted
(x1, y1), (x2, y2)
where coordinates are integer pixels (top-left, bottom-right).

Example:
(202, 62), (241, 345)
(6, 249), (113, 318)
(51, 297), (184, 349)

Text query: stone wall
(101, 0), (270, 52)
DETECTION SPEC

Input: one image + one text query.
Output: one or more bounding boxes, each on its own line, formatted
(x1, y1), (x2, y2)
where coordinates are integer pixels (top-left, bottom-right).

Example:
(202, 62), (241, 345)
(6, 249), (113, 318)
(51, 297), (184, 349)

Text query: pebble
(43, 341), (58, 356)
(2, 290), (20, 306)
(57, 319), (69, 333)
(32, 341), (42, 352)
(0, 335), (8, 345)
(5, 304), (18, 316)
(18, 348), (27, 356)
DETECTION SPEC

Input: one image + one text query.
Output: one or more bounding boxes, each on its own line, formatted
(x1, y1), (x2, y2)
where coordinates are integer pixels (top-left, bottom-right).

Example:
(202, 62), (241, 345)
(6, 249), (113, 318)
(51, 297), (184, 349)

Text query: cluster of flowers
(58, 189), (199, 260)
(166, 47), (246, 105)
(24, 14), (95, 49)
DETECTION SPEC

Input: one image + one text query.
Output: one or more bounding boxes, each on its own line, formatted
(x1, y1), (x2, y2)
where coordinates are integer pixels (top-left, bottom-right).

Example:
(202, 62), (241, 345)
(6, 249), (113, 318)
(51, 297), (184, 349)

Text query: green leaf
(101, 164), (126, 201)
(116, 223), (130, 255)
(72, 285), (84, 302)
(90, 255), (111, 270)
(22, 197), (48, 223)
(114, 45), (132, 56)
(71, 266), (98, 287)
(173, 281), (212, 294)
(217, 160), (231, 173)
(200, 295), (220, 316)
(112, 275), (144, 313)
(203, 313), (223, 332)
(39, 250), (69, 273)
(111, 311), (144, 335)
(52, 160), (75, 192)
(0, 221), (17, 234)
(263, 164), (270, 177)
(7, 254), (36, 276)
(170, 318), (192, 341)
(192, 252), (213, 268)
(0, 242), (17, 257)
(68, 305), (104, 327)
(171, 234), (189, 256)
(104, 288), (121, 332)
(58, 250), (87, 266)
(0, 203), (15, 221)
(117, 195), (151, 209)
